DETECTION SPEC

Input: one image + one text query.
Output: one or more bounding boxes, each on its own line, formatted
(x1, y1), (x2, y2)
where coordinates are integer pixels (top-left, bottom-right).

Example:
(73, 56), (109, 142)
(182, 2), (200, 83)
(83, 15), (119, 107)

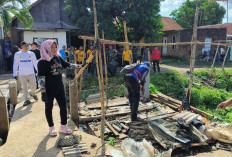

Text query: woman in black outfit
(38, 40), (79, 136)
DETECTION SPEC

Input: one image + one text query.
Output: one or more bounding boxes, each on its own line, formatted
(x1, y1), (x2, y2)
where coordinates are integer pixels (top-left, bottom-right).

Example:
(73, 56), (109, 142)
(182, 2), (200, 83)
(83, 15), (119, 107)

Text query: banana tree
(0, 0), (34, 34)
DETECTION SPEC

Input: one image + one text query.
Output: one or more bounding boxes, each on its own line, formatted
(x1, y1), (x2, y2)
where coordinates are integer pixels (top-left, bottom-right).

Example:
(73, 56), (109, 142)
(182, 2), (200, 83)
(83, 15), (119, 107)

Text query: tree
(0, 0), (34, 33)
(65, 0), (164, 42)
(170, 0), (226, 28)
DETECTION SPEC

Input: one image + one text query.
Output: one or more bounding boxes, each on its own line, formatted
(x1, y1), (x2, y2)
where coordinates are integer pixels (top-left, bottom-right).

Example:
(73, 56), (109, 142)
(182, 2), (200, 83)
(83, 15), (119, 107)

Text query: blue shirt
(5, 48), (12, 58)
(131, 64), (149, 83)
(59, 49), (66, 61)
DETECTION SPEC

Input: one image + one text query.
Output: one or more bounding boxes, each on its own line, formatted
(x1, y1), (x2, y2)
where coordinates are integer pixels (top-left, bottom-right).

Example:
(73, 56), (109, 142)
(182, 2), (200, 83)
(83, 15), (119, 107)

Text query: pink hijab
(40, 39), (60, 61)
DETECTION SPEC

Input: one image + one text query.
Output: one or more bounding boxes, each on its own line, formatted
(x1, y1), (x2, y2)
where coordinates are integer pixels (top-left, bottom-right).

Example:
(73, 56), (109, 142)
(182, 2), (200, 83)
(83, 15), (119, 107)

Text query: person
(143, 47), (150, 62)
(151, 47), (161, 73)
(4, 42), (13, 71)
(30, 42), (41, 60)
(38, 40), (79, 136)
(13, 41), (38, 106)
(123, 48), (132, 66)
(123, 61), (150, 121)
(68, 46), (75, 79)
(75, 46), (85, 64)
(140, 48), (145, 63)
(218, 98), (232, 110)
(65, 47), (70, 62)
(59, 46), (66, 61)
(220, 50), (225, 62)
(117, 46), (123, 67)
(107, 45), (117, 63)
(132, 46), (139, 63)
(30, 41), (41, 89)
(87, 45), (94, 73)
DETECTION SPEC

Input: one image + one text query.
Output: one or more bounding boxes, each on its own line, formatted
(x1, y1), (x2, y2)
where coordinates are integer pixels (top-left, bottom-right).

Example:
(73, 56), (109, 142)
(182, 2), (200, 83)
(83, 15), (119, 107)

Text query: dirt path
(0, 88), (103, 157)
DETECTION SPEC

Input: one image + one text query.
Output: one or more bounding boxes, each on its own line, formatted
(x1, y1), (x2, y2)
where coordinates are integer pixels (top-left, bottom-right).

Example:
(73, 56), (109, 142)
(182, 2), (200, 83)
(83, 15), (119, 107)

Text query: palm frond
(1, 8), (11, 33)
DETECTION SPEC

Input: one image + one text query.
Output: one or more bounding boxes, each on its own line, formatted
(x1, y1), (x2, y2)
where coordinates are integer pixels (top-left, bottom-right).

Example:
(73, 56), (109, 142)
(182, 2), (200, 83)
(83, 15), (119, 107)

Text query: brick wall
(178, 28), (227, 60)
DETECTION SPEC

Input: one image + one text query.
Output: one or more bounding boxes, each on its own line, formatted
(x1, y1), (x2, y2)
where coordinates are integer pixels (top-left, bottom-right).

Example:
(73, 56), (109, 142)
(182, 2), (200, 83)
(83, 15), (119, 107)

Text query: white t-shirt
(13, 51), (38, 77)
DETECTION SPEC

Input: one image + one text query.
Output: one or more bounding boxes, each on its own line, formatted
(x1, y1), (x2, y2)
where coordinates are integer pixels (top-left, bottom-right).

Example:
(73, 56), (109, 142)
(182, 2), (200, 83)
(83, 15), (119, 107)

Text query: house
(160, 17), (228, 59)
(11, 0), (87, 51)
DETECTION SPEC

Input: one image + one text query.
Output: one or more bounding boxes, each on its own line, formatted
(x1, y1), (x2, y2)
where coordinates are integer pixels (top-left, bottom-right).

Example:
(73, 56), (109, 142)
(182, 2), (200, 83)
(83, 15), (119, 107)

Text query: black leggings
(153, 60), (160, 73)
(124, 75), (140, 121)
(45, 91), (67, 127)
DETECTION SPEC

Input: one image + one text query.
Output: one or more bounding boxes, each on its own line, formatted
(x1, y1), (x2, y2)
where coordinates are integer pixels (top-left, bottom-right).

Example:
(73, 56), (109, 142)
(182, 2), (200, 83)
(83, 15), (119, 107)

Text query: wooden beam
(188, 2), (199, 101)
(105, 121), (119, 136)
(102, 31), (109, 109)
(0, 96), (9, 141)
(93, 0), (105, 155)
(69, 83), (79, 122)
(78, 36), (231, 47)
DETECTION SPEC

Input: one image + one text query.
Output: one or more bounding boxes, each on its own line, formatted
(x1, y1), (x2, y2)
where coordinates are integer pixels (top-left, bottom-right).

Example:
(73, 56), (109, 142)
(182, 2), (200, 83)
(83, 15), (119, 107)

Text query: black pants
(45, 91), (67, 127)
(124, 61), (129, 66)
(153, 60), (160, 73)
(133, 56), (137, 63)
(124, 75), (140, 121)
(6, 57), (12, 71)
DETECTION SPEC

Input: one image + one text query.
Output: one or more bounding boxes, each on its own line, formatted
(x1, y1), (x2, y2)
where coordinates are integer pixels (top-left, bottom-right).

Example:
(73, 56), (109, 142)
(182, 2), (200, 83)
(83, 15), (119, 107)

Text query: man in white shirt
(13, 41), (38, 106)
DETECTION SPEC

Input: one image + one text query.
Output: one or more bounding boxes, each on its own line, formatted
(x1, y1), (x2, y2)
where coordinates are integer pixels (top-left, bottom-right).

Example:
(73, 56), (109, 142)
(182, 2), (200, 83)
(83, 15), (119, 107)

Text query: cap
(29, 41), (38, 46)
(21, 41), (29, 46)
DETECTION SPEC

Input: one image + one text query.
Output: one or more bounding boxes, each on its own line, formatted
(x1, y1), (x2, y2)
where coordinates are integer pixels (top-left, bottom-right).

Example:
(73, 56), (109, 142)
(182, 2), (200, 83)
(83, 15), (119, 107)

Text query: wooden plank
(69, 83), (79, 121)
(105, 121), (119, 136)
(112, 124), (121, 132)
(151, 94), (214, 118)
(87, 97), (128, 109)
(120, 123), (129, 130)
(80, 106), (154, 122)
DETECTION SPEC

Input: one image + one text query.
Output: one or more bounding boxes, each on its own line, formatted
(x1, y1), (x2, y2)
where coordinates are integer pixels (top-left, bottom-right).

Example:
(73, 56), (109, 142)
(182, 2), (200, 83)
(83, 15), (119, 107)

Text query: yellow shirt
(87, 49), (94, 56)
(123, 50), (132, 61)
(75, 50), (85, 62)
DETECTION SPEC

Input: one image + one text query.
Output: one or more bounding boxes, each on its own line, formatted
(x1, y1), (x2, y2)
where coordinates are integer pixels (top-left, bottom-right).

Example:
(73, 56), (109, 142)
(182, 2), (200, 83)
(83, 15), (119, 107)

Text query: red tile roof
(198, 23), (232, 35)
(162, 17), (183, 31)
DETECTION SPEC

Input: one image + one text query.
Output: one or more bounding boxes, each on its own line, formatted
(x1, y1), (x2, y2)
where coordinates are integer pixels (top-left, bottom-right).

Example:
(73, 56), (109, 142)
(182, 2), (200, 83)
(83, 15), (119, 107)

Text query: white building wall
(23, 31), (66, 50)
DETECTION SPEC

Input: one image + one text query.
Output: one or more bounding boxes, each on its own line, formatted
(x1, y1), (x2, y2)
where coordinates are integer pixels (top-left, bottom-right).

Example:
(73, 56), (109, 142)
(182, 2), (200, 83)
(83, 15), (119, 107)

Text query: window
(172, 36), (176, 50)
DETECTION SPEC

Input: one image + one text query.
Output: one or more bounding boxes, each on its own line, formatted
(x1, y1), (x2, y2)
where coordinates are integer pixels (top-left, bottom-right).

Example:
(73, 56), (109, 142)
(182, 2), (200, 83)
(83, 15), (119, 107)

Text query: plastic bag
(121, 138), (154, 157)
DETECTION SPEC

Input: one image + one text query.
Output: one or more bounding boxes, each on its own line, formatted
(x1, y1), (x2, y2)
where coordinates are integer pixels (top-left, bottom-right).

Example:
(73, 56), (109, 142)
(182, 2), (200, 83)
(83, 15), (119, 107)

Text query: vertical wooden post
(123, 21), (132, 64)
(211, 43), (220, 68)
(69, 82), (79, 122)
(222, 46), (230, 69)
(102, 31), (109, 106)
(0, 96), (9, 141)
(9, 80), (17, 105)
(188, 1), (199, 101)
(93, 0), (105, 155)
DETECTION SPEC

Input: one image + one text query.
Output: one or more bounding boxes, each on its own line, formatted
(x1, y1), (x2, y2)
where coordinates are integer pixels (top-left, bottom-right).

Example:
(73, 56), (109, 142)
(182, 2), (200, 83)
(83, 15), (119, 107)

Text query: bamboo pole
(123, 21), (132, 64)
(102, 31), (109, 108)
(222, 46), (230, 68)
(211, 43), (220, 68)
(78, 39), (86, 103)
(78, 36), (231, 47)
(93, 0), (105, 155)
(188, 1), (199, 102)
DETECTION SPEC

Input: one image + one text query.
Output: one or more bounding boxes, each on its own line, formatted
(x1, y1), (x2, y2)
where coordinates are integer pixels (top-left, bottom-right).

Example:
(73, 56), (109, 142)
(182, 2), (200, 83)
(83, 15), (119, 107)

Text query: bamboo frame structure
(211, 43), (220, 68)
(92, 0), (105, 155)
(78, 36), (231, 47)
(222, 46), (230, 68)
(188, 2), (199, 101)
(102, 31), (109, 110)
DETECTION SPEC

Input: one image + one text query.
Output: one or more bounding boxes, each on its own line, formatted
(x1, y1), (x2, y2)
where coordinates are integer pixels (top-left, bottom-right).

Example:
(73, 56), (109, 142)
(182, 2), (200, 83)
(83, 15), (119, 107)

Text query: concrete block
(9, 80), (17, 105)
(0, 96), (9, 140)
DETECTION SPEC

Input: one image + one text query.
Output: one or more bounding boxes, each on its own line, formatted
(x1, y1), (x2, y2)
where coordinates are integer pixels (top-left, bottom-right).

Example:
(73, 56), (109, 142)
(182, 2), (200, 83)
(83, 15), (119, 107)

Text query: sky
(30, 0), (232, 24)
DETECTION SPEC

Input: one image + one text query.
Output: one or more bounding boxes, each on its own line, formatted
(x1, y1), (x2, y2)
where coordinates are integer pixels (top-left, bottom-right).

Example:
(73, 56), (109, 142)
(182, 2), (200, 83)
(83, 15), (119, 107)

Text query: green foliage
(107, 137), (115, 146)
(149, 83), (159, 94)
(150, 71), (189, 100)
(170, 0), (226, 28)
(0, 0), (33, 33)
(65, 0), (164, 42)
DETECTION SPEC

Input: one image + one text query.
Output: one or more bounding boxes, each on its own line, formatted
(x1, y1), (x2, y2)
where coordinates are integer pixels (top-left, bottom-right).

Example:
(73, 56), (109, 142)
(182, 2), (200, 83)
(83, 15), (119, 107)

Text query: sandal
(59, 125), (73, 135)
(49, 126), (57, 136)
